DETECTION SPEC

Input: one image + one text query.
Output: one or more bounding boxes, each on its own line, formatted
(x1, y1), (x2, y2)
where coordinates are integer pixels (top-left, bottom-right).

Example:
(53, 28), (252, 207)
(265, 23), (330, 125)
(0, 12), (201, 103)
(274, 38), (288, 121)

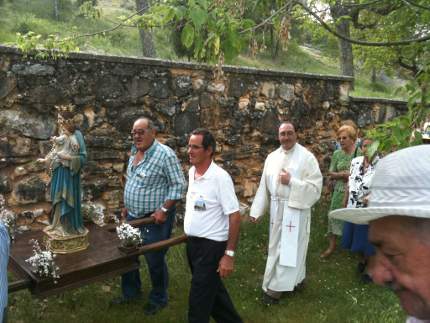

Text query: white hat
(330, 145), (430, 224)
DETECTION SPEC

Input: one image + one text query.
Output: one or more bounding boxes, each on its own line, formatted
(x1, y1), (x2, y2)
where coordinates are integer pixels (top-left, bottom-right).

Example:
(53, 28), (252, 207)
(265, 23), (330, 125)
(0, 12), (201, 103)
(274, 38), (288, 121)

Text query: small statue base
(43, 228), (89, 254)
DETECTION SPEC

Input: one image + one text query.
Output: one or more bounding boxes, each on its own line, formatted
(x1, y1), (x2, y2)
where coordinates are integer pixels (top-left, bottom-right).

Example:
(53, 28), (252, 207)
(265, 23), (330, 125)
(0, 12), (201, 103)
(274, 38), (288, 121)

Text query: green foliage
(367, 62), (430, 152)
(366, 140), (379, 160)
(15, 32), (41, 55)
(131, 0), (254, 62)
(180, 23), (195, 49)
(79, 1), (102, 20)
(366, 111), (421, 153)
(15, 31), (79, 59)
(292, 6), (339, 58)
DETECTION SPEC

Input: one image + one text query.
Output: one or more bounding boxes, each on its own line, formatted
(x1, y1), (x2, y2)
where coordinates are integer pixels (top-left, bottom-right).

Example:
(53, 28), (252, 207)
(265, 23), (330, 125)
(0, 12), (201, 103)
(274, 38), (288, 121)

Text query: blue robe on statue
(50, 130), (87, 235)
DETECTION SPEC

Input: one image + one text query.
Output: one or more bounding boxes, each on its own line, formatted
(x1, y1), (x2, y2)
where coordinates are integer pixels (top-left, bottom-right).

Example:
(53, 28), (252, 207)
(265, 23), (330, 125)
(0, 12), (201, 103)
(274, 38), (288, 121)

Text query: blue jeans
(121, 209), (175, 305)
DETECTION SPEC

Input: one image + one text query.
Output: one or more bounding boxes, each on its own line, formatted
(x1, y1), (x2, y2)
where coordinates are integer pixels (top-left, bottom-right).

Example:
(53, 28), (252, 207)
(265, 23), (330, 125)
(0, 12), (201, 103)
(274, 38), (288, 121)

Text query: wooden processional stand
(8, 218), (187, 298)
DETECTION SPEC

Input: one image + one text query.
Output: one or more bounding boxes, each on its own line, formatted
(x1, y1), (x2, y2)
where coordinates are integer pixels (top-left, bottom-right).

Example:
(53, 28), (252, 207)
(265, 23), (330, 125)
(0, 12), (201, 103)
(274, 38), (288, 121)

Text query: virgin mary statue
(39, 105), (89, 253)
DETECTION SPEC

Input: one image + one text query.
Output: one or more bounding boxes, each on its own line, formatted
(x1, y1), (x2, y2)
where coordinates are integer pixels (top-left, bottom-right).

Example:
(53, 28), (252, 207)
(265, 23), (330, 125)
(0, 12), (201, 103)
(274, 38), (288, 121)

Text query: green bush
(13, 13), (38, 35)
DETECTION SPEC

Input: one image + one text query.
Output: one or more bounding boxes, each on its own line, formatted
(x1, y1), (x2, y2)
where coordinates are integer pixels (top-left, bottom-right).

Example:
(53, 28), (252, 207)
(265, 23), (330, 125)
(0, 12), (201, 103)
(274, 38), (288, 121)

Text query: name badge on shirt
(194, 195), (206, 211)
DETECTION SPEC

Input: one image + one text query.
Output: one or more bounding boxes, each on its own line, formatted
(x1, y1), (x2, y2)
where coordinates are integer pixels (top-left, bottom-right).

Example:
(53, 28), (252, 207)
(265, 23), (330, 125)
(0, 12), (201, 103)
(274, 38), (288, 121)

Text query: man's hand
(218, 255), (234, 278)
(329, 171), (349, 181)
(248, 216), (259, 224)
(151, 209), (167, 224)
(121, 208), (128, 220)
(279, 168), (291, 185)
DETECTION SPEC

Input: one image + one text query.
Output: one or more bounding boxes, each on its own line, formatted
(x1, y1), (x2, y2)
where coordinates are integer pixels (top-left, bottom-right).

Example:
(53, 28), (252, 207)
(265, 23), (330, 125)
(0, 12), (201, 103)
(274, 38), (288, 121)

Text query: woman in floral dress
(321, 125), (360, 258)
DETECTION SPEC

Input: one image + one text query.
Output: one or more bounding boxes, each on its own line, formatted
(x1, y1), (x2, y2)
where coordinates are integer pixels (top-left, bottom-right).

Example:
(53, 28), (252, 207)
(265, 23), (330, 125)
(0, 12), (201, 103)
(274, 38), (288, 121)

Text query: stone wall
(0, 45), (407, 224)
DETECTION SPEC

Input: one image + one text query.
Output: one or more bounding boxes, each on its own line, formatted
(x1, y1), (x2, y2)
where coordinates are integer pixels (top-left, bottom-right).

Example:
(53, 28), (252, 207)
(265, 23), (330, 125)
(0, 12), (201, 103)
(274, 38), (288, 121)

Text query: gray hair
(135, 117), (158, 131)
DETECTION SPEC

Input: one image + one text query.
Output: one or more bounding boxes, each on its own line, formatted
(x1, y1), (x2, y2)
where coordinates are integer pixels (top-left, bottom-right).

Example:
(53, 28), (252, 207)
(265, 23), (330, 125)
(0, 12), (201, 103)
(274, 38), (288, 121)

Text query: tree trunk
(135, 0), (156, 58)
(336, 23), (354, 78)
(330, 2), (354, 79)
(53, 0), (59, 20)
(270, 0), (278, 59)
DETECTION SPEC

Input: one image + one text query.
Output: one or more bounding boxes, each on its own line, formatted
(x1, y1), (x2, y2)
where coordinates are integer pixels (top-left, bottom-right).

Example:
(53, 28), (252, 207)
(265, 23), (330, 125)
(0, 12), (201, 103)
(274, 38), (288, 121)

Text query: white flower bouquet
(81, 202), (106, 226)
(116, 223), (142, 248)
(25, 239), (60, 282)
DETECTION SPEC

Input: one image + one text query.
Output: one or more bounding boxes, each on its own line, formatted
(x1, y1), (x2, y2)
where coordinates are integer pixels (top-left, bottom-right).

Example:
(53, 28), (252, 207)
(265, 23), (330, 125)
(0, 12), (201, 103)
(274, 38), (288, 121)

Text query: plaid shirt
(124, 140), (185, 218)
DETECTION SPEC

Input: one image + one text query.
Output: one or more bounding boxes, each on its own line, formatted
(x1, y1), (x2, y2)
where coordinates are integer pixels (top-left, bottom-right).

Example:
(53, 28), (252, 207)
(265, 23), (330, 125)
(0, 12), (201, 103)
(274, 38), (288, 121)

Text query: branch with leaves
(295, 0), (430, 47)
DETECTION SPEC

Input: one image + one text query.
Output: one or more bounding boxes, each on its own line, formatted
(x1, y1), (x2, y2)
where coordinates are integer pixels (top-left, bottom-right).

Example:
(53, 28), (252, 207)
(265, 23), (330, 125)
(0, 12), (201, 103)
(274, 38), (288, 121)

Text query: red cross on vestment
(286, 220), (296, 232)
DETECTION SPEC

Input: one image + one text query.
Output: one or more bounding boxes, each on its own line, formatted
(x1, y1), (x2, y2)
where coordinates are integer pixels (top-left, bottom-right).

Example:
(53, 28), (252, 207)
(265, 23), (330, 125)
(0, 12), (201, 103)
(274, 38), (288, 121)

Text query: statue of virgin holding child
(38, 105), (88, 252)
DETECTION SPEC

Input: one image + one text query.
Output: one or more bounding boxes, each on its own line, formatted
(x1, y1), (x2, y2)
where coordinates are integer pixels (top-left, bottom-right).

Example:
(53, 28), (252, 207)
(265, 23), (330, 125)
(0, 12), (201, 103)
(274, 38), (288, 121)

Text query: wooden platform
(9, 223), (140, 297)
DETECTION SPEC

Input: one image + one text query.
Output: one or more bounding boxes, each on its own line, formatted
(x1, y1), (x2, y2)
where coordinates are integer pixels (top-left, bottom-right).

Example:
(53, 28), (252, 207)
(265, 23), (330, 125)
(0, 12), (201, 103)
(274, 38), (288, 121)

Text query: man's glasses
(131, 129), (149, 136)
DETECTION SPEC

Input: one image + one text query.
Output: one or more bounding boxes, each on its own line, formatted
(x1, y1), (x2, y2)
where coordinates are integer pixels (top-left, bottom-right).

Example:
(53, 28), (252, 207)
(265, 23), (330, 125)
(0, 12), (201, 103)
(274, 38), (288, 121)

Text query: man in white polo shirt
(184, 128), (242, 323)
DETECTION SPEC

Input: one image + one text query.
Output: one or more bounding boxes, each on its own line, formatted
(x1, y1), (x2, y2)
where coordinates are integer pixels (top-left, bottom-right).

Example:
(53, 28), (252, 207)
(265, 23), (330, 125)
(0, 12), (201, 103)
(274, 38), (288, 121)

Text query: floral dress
(341, 155), (379, 256)
(327, 148), (360, 236)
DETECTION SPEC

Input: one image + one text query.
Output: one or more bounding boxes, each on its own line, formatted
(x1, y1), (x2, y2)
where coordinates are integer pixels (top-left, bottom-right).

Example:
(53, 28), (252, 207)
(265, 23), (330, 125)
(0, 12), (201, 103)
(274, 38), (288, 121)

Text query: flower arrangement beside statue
(116, 223), (142, 253)
(25, 239), (60, 282)
(81, 202), (107, 227)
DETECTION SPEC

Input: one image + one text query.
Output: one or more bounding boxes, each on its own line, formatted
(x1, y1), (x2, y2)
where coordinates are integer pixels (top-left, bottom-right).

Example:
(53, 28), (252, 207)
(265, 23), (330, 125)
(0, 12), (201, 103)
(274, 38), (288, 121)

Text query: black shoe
(357, 262), (366, 274)
(109, 295), (141, 306)
(143, 302), (166, 315)
(361, 273), (373, 284)
(294, 280), (306, 292)
(262, 293), (279, 306)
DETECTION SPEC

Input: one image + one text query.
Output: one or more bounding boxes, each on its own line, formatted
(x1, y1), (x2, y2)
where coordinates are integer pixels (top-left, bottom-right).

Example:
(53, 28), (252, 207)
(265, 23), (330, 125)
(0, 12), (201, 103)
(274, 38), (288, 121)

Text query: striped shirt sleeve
(163, 153), (186, 201)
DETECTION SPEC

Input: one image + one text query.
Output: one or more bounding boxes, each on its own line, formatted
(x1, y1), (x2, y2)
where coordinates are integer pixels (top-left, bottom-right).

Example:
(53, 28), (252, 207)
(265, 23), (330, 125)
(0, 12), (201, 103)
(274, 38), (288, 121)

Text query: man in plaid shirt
(112, 117), (185, 315)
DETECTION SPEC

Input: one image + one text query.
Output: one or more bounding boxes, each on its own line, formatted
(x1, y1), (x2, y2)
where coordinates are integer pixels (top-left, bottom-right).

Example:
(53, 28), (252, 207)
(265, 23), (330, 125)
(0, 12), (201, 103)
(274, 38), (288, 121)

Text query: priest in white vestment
(250, 122), (322, 303)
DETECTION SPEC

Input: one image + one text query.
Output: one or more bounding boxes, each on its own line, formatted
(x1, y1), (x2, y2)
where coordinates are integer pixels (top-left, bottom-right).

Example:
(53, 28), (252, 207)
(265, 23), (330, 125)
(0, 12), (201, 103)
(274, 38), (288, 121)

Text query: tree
(53, 0), (59, 20)
(329, 1), (354, 77)
(296, 0), (429, 148)
(299, 0), (430, 77)
(136, 0), (156, 57)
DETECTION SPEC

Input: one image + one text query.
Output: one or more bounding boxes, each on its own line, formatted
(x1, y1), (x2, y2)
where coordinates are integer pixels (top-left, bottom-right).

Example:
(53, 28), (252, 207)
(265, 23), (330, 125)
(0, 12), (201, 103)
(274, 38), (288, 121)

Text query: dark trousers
(121, 209), (174, 305)
(187, 237), (242, 323)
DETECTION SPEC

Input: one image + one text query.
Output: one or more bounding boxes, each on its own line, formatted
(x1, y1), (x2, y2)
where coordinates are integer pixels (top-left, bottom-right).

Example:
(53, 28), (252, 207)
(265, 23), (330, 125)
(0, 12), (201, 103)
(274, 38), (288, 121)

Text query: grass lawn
(8, 201), (404, 322)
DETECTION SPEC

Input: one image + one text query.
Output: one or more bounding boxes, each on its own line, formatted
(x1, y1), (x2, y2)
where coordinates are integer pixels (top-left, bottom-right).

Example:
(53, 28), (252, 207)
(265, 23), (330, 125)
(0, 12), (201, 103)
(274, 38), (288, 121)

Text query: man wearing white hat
(330, 144), (430, 322)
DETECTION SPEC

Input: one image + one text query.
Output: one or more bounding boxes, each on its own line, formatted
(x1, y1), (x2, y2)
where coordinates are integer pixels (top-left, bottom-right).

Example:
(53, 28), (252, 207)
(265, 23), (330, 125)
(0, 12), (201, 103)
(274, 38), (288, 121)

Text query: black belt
(187, 236), (206, 242)
(187, 236), (226, 244)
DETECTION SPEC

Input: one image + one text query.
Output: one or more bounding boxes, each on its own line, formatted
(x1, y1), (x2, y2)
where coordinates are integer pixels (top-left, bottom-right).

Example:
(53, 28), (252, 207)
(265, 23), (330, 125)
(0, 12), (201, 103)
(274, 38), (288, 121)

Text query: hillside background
(0, 0), (407, 100)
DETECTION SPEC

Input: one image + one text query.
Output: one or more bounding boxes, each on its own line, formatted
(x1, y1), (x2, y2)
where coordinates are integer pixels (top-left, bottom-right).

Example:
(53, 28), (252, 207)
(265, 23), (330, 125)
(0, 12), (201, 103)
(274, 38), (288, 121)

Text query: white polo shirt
(184, 161), (240, 241)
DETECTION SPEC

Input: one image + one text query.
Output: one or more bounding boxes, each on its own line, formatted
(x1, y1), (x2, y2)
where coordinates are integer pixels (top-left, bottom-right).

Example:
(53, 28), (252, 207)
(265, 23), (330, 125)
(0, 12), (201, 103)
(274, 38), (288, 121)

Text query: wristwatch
(160, 206), (169, 213)
(225, 250), (235, 257)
